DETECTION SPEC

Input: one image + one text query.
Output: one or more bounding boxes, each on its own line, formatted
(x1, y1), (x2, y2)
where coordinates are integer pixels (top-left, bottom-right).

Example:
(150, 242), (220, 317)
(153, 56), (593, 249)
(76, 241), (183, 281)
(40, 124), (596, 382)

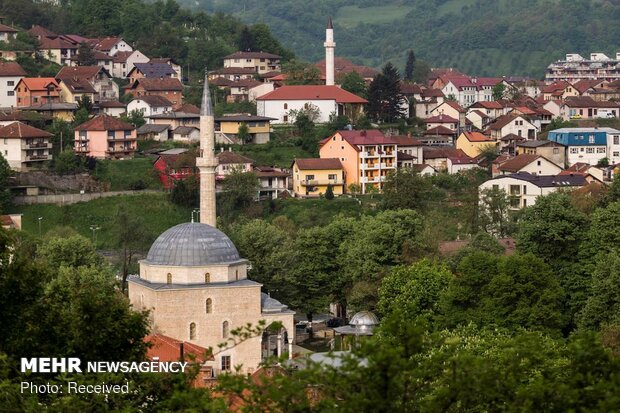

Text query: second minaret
(324, 17), (336, 86)
(197, 72), (219, 227)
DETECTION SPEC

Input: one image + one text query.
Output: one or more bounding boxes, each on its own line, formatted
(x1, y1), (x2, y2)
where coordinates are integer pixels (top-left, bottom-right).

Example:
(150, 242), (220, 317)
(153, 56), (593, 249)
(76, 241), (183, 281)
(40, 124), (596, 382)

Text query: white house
(171, 126), (200, 142)
(256, 85), (367, 124)
(494, 154), (563, 177)
(254, 166), (290, 200)
(127, 95), (173, 118)
(0, 122), (53, 171)
(98, 100), (126, 117)
(487, 113), (538, 141)
(0, 62), (26, 108)
(92, 37), (133, 56)
(479, 172), (588, 209)
(112, 50), (150, 78)
(430, 101), (464, 120)
(447, 156), (479, 174)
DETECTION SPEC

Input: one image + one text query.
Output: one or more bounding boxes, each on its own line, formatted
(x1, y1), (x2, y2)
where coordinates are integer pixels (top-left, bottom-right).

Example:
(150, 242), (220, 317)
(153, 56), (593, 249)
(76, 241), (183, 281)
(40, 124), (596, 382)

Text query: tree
(121, 109), (146, 128)
(54, 150), (84, 175)
(282, 60), (321, 85)
(492, 83), (506, 101)
(38, 235), (103, 270)
(238, 26), (256, 51)
(220, 170), (259, 214)
(76, 42), (96, 66)
(77, 95), (93, 113)
(0, 153), (12, 213)
(478, 187), (513, 237)
(325, 184), (334, 200)
(339, 71), (367, 98)
(170, 176), (198, 207)
(382, 169), (431, 211)
(366, 62), (407, 122)
(237, 122), (251, 144)
(578, 252), (620, 330)
(73, 107), (90, 127)
(112, 206), (153, 291)
(348, 183), (361, 196)
(597, 157), (609, 167)
(404, 50), (415, 82)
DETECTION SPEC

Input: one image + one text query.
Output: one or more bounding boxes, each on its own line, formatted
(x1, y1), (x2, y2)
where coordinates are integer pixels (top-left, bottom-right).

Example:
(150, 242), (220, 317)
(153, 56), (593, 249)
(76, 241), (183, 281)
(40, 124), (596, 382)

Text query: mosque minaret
(196, 73), (218, 226)
(324, 17), (336, 86)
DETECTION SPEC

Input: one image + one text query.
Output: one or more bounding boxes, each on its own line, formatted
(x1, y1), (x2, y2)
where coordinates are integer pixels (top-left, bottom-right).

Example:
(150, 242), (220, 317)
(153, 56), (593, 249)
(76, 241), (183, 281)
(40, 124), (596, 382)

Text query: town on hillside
(3, 2), (620, 410)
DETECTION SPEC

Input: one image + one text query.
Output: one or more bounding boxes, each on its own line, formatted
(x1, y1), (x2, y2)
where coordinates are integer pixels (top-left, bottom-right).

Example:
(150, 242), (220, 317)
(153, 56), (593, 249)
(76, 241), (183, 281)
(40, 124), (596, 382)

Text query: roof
(497, 154), (544, 172)
(21, 102), (78, 111)
(256, 85), (367, 104)
(131, 95), (173, 107)
(421, 88), (445, 98)
(488, 113), (524, 131)
(0, 23), (17, 33)
(470, 110), (490, 119)
(172, 126), (199, 135)
(137, 124), (169, 134)
(400, 82), (424, 95)
(572, 79), (601, 94)
(145, 222), (241, 266)
(460, 131), (493, 142)
(177, 103), (200, 114)
(92, 37), (123, 52)
(542, 81), (571, 94)
(471, 101), (505, 109)
(500, 133), (526, 142)
(38, 36), (78, 50)
(59, 77), (96, 94)
(490, 172), (586, 188)
(253, 166), (289, 178)
(145, 334), (211, 363)
(563, 96), (620, 108)
(411, 163), (436, 173)
(155, 152), (196, 168)
(550, 127), (620, 134)
(56, 65), (106, 80)
(442, 100), (465, 113)
(423, 147), (468, 159)
(210, 77), (235, 87)
(229, 79), (263, 89)
(0, 122), (52, 138)
(517, 140), (563, 148)
(97, 100), (125, 108)
(27, 25), (56, 38)
(131, 77), (183, 91)
(132, 62), (177, 78)
(216, 151), (254, 165)
(423, 125), (456, 136)
(18, 78), (59, 91)
(215, 114), (276, 122)
(397, 151), (415, 160)
(74, 114), (134, 131)
(0, 62), (26, 77)
(315, 57), (379, 79)
(424, 114), (458, 123)
(388, 135), (423, 146)
(224, 51), (281, 59)
(294, 158), (343, 170)
(112, 51), (133, 63)
(149, 111), (199, 120)
(334, 129), (400, 149)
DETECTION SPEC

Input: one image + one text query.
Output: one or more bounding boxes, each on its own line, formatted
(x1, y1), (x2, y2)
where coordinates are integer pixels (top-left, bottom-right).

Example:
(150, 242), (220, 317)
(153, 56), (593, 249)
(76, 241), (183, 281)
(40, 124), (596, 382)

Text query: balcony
(361, 163), (379, 170)
(300, 179), (341, 186)
(24, 154), (52, 161)
(361, 176), (379, 184)
(75, 146), (89, 153)
(108, 135), (136, 142)
(24, 142), (52, 149)
(360, 151), (379, 158)
(107, 146), (135, 154)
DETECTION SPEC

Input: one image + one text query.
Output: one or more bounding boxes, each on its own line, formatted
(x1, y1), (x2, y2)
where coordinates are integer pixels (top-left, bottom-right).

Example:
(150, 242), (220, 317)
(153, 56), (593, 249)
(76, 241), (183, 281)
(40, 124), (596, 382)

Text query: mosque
(128, 75), (295, 376)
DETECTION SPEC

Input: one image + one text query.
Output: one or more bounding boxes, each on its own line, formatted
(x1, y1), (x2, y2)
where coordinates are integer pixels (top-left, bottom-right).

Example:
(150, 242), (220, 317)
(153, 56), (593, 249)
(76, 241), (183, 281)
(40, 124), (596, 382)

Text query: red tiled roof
(334, 129), (400, 149)
(257, 85), (367, 104)
(423, 147), (468, 159)
(74, 114), (134, 131)
(210, 67), (257, 75)
(176, 103), (200, 114)
(424, 114), (458, 123)
(460, 131), (493, 142)
(59, 77), (96, 94)
(563, 96), (620, 108)
(0, 23), (17, 33)
(57, 65), (106, 80)
(0, 62), (26, 76)
(423, 125), (456, 136)
(470, 110), (490, 118)
(97, 100), (126, 108)
(92, 37), (123, 52)
(572, 79), (601, 94)
(27, 25), (56, 38)
(38, 36), (78, 50)
(315, 57), (379, 79)
(444, 100), (465, 112)
(542, 81), (571, 94)
(131, 77), (183, 91)
(388, 135), (423, 146)
(421, 88), (445, 98)
(488, 113), (523, 131)
(145, 334), (211, 363)
(0, 122), (52, 138)
(400, 82), (424, 95)
(112, 51), (133, 63)
(19, 77), (59, 91)
(497, 154), (543, 172)
(216, 151), (254, 165)
(294, 158), (343, 170)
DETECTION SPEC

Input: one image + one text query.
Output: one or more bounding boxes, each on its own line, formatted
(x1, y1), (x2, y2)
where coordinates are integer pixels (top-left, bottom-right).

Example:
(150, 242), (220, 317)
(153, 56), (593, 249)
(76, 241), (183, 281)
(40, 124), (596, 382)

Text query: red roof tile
(0, 23), (17, 33)
(423, 125), (456, 136)
(18, 78), (59, 91)
(460, 131), (493, 142)
(294, 158), (343, 170)
(216, 151), (254, 165)
(92, 37), (123, 52)
(27, 25), (56, 38)
(0, 122), (52, 138)
(424, 114), (458, 123)
(74, 114), (134, 131)
(57, 65), (107, 80)
(257, 85), (367, 104)
(0, 62), (26, 77)
(145, 334), (211, 363)
(497, 154), (544, 172)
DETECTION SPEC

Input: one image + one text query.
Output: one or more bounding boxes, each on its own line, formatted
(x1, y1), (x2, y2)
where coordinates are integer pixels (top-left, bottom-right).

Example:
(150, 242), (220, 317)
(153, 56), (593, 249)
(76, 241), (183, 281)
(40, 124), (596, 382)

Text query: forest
(180, 0), (620, 77)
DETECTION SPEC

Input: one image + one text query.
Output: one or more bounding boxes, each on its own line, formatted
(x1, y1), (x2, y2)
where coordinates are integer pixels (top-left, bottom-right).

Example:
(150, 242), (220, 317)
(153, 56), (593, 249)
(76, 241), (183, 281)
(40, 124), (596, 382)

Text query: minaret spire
(196, 70), (218, 227)
(324, 16), (336, 86)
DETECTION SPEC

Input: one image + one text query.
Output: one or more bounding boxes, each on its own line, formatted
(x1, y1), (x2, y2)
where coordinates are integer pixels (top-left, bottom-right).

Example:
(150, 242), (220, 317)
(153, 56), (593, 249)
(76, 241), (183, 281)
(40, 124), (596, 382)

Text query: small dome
(349, 311), (379, 327)
(145, 223), (241, 266)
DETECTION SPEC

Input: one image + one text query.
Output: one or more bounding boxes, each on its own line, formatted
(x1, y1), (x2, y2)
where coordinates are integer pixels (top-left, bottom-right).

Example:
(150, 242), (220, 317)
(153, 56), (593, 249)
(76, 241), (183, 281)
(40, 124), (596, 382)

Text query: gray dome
(145, 223), (241, 266)
(349, 311), (379, 327)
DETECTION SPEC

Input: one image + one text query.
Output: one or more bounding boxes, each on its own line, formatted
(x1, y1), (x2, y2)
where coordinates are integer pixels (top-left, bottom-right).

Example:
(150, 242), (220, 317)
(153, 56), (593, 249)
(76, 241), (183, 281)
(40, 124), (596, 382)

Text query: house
(0, 62), (26, 108)
(422, 125), (457, 145)
(315, 57), (379, 83)
(412, 88), (445, 119)
(226, 79), (268, 102)
(153, 149), (197, 190)
(547, 127), (619, 166)
(137, 123), (169, 141)
(57, 77), (97, 104)
(149, 58), (183, 81)
(411, 164), (437, 176)
(254, 166), (290, 200)
(291, 158), (344, 198)
(91, 37), (132, 56)
(422, 147), (471, 172)
(466, 110), (491, 130)
(430, 101), (465, 120)
(208, 67), (257, 82)
(256, 85), (367, 124)
(608, 129), (620, 165)
(441, 77), (504, 106)
(215, 150), (254, 180)
(0, 23), (17, 42)
(149, 110), (199, 129)
(128, 78), (184, 108)
(424, 114), (459, 132)
(111, 50), (150, 78)
(389, 135), (423, 165)
(214, 114), (275, 145)
(74, 114), (137, 159)
(19, 102), (78, 122)
(56, 66), (119, 102)
(36, 35), (78, 66)
(97, 100), (126, 117)
(319, 129), (397, 194)
(560, 96), (620, 120)
(15, 78), (61, 107)
(0, 122), (53, 171)
(486, 113), (538, 141)
(456, 131), (496, 158)
(493, 154), (563, 177)
(127, 95), (173, 118)
(447, 155), (479, 174)
(223, 51), (282, 75)
(1, 214), (22, 230)
(559, 163), (605, 183)
(541, 81), (579, 101)
(479, 172), (588, 209)
(468, 101), (507, 120)
(516, 140), (566, 168)
(127, 62), (178, 84)
(171, 126), (200, 142)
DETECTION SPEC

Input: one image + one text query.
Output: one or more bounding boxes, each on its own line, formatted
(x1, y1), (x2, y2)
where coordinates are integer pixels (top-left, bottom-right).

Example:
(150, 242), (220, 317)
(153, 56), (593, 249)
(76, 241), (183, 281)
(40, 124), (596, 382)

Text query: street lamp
(38, 217), (43, 236)
(90, 225), (100, 246)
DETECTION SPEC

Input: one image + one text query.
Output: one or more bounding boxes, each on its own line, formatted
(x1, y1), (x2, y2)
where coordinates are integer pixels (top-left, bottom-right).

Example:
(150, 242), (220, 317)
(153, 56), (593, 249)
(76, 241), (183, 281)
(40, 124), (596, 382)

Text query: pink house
(74, 114), (137, 159)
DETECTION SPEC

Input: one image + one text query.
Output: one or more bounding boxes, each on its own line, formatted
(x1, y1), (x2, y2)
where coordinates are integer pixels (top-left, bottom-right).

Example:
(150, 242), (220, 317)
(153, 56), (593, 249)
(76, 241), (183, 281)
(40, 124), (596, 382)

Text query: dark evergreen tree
(238, 26), (256, 51)
(325, 184), (334, 200)
(76, 42), (96, 66)
(404, 50), (415, 81)
(367, 62), (406, 123)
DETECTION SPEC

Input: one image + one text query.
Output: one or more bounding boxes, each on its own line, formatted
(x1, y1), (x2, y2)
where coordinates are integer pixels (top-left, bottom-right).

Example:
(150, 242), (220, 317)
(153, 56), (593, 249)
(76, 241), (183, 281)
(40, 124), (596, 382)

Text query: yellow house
(58, 78), (97, 104)
(215, 114), (275, 144)
(456, 131), (497, 158)
(292, 158), (344, 198)
(21, 102), (78, 122)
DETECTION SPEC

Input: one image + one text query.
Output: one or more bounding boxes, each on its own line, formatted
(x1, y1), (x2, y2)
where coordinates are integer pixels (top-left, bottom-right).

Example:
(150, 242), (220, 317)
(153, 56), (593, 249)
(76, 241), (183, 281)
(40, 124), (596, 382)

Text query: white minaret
(324, 17), (336, 86)
(196, 71), (218, 227)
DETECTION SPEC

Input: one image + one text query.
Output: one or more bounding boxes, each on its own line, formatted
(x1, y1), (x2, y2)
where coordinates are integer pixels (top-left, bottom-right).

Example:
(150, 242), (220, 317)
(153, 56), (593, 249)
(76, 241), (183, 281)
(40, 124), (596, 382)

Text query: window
(235, 269), (238, 280)
(613, 152), (619, 157)
(189, 322), (196, 340)
(222, 321), (229, 338)
(523, 199), (527, 207)
(283, 103), (288, 110)
(553, 148), (559, 154)
(221, 355), (231, 371)
(328, 174), (337, 180)
(3, 138), (6, 144)
(492, 184), (499, 191)
(523, 185), (527, 195)
(589, 135), (595, 144)
(206, 298), (212, 314)
(510, 197), (520, 208)
(108, 130), (115, 138)
(283, 115), (288, 122)
(597, 147), (606, 154)
(305, 174), (315, 180)
(586, 148), (595, 154)
(537, 160), (541, 166)
(205, 273), (210, 283)
(615, 136), (620, 145)
(167, 273), (172, 284)
(7, 91), (13, 96)
(509, 185), (521, 196)
(7, 81), (13, 86)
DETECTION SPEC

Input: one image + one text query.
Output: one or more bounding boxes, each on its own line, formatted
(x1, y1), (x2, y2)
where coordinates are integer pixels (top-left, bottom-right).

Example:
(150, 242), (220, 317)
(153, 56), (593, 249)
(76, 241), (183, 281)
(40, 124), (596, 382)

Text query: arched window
(166, 273), (172, 284)
(206, 298), (212, 314)
(283, 103), (288, 110)
(205, 273), (210, 283)
(235, 269), (239, 280)
(222, 321), (229, 339)
(189, 322), (196, 340)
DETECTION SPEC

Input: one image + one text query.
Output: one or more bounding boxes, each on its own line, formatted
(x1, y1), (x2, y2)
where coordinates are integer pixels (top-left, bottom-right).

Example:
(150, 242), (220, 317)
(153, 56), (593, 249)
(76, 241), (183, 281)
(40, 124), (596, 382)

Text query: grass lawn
(11, 193), (191, 249)
(92, 157), (162, 191)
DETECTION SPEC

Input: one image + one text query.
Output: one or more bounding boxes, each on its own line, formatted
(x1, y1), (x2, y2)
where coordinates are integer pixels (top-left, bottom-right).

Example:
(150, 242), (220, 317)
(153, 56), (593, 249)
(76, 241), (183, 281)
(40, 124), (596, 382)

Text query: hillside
(180, 0), (620, 77)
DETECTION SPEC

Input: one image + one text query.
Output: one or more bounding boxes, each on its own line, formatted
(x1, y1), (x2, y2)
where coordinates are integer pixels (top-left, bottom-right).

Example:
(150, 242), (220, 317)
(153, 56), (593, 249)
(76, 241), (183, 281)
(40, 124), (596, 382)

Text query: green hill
(180, 0), (620, 77)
